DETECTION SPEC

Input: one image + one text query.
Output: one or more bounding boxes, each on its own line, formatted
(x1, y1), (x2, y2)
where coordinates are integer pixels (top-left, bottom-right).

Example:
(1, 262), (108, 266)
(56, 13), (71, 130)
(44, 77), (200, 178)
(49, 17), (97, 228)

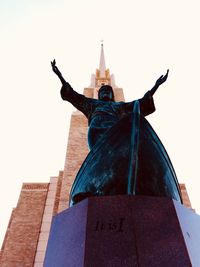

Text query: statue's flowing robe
(60, 84), (182, 206)
(61, 84), (155, 149)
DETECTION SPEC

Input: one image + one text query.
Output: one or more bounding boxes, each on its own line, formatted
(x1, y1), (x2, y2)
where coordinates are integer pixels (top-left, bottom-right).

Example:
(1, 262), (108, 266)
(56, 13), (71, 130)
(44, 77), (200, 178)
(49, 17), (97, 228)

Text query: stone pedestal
(44, 196), (200, 267)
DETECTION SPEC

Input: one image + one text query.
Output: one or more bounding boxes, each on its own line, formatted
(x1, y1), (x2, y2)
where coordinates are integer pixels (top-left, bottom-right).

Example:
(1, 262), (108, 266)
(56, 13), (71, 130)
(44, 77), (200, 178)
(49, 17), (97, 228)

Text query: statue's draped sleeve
(124, 91), (155, 117)
(60, 84), (93, 118)
(139, 90), (156, 116)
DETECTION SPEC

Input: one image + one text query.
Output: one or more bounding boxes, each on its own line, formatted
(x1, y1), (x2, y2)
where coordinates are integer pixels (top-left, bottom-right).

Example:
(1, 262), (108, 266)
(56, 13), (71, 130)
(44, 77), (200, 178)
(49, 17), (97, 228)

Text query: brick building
(0, 46), (192, 267)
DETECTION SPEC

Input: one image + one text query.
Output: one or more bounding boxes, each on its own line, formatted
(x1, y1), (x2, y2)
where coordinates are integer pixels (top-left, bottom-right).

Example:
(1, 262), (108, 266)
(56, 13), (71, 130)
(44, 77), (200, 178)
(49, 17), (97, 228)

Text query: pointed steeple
(89, 43), (118, 91)
(99, 42), (106, 77)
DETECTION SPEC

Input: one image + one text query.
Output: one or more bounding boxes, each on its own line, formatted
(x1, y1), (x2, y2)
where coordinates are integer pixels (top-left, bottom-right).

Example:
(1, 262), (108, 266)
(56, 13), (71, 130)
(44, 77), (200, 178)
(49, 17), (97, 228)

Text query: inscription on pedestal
(94, 217), (125, 233)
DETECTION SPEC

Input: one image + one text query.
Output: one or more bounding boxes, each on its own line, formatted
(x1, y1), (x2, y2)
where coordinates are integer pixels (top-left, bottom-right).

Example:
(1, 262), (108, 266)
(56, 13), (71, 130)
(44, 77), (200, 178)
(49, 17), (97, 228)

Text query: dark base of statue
(44, 196), (200, 267)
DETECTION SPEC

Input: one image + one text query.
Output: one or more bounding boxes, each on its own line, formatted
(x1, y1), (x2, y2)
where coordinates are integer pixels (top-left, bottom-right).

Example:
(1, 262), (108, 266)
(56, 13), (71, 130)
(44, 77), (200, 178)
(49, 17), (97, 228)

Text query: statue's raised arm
(51, 59), (91, 119)
(149, 69), (169, 96)
(51, 59), (77, 101)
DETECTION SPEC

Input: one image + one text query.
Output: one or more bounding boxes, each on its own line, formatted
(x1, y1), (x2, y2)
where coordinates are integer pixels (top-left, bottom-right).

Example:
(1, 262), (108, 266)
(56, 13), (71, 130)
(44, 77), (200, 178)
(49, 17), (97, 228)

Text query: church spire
(89, 43), (118, 89)
(99, 42), (106, 77)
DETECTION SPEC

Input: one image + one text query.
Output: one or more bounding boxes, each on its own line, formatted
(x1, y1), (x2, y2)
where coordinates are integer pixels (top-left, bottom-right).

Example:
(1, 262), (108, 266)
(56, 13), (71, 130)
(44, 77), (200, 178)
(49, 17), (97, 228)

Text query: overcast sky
(0, 0), (200, 246)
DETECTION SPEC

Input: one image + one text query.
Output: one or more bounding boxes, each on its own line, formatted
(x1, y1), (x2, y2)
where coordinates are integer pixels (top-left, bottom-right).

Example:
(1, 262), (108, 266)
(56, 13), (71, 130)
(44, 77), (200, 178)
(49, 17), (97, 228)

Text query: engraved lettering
(117, 217), (125, 232)
(95, 220), (100, 231)
(94, 217), (125, 233)
(100, 222), (105, 231)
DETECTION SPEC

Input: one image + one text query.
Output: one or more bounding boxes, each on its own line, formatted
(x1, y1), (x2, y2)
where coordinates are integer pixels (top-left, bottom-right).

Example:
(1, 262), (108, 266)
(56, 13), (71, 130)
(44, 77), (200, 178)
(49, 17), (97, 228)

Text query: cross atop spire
(99, 42), (106, 77)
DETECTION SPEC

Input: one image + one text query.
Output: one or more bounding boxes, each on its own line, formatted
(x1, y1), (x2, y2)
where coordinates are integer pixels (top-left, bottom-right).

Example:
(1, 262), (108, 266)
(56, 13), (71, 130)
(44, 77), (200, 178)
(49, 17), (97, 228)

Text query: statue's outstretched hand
(149, 69), (169, 96)
(51, 59), (69, 86)
(155, 69), (169, 88)
(51, 59), (62, 77)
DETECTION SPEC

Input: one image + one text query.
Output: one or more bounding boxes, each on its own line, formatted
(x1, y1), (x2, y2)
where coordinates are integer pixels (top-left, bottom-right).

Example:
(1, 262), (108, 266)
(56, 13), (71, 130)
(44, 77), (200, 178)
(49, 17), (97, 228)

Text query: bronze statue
(51, 60), (182, 206)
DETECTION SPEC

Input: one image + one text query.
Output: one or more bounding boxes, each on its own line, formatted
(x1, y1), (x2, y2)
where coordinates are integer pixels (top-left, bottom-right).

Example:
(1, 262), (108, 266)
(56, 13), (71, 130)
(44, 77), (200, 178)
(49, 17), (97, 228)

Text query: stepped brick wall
(0, 183), (48, 267)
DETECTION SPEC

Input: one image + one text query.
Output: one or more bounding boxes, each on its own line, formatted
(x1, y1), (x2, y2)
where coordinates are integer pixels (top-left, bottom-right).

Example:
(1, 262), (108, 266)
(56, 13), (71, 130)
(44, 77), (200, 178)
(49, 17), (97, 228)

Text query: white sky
(0, 0), (200, 246)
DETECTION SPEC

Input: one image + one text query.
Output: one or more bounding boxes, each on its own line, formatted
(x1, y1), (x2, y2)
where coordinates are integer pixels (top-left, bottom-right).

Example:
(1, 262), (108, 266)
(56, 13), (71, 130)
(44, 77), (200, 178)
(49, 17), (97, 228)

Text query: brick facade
(58, 110), (89, 212)
(180, 183), (192, 209)
(0, 183), (48, 267)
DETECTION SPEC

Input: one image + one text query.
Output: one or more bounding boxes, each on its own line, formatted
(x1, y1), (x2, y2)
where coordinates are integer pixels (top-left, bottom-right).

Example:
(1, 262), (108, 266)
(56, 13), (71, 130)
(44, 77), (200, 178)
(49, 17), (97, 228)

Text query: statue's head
(98, 85), (114, 101)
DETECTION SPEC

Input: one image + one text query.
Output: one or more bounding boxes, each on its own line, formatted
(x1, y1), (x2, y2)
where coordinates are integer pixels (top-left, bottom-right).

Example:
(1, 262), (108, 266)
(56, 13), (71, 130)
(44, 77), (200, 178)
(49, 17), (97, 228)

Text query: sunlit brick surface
(180, 183), (192, 209)
(0, 183), (48, 267)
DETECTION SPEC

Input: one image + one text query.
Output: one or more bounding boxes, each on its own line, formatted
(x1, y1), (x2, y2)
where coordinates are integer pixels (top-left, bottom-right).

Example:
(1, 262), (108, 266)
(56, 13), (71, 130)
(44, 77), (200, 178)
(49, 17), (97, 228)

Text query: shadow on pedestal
(44, 196), (200, 267)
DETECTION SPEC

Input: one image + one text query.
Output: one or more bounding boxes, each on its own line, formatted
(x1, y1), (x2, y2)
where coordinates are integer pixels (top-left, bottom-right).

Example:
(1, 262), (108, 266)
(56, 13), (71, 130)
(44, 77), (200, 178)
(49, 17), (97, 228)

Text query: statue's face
(98, 85), (114, 101)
